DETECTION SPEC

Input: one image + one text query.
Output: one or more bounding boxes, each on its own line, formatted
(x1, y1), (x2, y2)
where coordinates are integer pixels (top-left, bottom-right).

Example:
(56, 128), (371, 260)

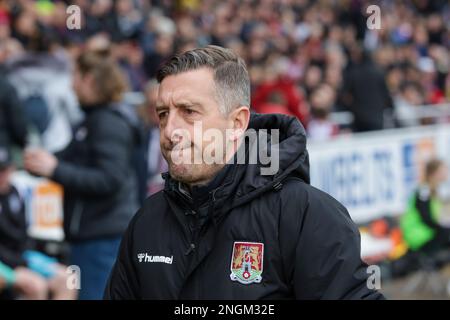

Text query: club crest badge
(230, 242), (264, 285)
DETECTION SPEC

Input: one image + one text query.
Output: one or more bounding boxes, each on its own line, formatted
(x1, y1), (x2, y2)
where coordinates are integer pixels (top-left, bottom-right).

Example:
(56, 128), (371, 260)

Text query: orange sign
(33, 182), (63, 229)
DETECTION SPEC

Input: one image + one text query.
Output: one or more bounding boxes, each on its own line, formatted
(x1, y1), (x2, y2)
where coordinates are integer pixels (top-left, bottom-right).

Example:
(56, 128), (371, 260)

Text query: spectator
(23, 53), (141, 300)
(136, 79), (167, 204)
(6, 14), (82, 152)
(307, 84), (339, 141)
(257, 91), (295, 117)
(401, 159), (450, 254)
(386, 65), (404, 98)
(303, 64), (323, 98)
(252, 57), (308, 126)
(118, 39), (147, 92)
(143, 32), (175, 79)
(0, 146), (75, 300)
(6, 50), (82, 152)
(85, 32), (112, 57)
(394, 81), (425, 127)
(417, 56), (445, 105)
(84, 0), (115, 37)
(342, 48), (393, 132)
(112, 0), (143, 40)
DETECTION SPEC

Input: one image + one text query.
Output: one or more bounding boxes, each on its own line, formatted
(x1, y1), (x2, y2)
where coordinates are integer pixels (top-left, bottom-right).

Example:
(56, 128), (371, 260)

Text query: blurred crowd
(0, 0), (448, 140)
(0, 0), (450, 299)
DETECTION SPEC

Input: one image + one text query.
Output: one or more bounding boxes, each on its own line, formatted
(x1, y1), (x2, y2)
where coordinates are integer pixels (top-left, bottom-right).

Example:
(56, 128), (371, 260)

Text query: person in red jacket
(252, 75), (309, 126)
(257, 91), (295, 117)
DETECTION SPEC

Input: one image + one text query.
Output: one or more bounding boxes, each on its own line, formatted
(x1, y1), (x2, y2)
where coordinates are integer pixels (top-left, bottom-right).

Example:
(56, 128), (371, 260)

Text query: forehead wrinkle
(159, 87), (208, 110)
(158, 70), (218, 110)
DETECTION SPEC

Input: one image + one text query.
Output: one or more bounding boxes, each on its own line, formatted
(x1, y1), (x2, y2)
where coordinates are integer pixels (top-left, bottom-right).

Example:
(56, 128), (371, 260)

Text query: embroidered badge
(230, 242), (264, 284)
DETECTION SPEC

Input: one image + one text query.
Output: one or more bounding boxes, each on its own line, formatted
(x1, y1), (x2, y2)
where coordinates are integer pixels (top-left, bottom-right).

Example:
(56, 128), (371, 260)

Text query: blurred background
(0, 0), (450, 299)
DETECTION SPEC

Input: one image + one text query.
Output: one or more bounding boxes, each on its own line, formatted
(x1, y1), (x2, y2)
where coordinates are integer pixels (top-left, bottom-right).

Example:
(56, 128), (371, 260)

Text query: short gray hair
(156, 45), (250, 115)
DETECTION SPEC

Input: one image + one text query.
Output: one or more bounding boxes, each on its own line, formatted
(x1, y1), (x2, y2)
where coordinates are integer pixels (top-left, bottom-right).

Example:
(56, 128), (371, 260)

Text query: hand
(13, 267), (48, 300)
(23, 148), (58, 178)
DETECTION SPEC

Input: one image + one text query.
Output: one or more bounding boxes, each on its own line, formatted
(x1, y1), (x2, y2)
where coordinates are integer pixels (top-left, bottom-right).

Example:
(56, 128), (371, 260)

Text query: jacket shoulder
(86, 108), (133, 140)
(280, 176), (354, 226)
(87, 108), (127, 126)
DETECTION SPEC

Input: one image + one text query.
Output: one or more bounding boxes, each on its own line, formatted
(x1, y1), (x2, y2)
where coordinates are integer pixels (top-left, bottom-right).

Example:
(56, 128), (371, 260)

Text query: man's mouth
(167, 146), (190, 153)
(165, 143), (193, 152)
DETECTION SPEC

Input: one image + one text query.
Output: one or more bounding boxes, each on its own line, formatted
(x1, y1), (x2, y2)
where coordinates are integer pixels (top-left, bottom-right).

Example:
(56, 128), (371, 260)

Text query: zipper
(180, 191), (218, 299)
(184, 214), (201, 256)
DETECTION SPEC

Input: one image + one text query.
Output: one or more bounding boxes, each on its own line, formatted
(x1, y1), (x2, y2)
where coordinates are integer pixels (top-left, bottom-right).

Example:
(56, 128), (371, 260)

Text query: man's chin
(169, 163), (216, 186)
(168, 164), (194, 183)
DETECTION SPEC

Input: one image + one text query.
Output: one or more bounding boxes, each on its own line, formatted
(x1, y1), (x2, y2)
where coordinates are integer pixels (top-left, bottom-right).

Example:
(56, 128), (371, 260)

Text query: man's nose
(162, 111), (184, 144)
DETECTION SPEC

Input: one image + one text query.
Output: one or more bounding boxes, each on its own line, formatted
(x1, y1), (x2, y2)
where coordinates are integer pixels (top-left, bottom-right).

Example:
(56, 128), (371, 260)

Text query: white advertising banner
(308, 125), (450, 224)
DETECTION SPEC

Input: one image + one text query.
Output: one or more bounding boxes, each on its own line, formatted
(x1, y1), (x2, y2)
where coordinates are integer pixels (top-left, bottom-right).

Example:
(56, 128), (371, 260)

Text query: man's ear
(229, 106), (250, 141)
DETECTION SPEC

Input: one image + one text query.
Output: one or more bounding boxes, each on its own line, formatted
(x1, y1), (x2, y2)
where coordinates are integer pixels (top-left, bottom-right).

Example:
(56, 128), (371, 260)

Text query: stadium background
(1, 0), (450, 299)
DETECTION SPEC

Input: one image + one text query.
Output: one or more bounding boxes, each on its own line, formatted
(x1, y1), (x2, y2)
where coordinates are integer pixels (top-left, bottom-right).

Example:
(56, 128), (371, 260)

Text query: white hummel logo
(137, 253), (173, 264)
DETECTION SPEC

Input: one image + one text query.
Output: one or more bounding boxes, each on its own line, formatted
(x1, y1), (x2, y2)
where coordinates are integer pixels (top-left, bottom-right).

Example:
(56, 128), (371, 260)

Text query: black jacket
(0, 186), (28, 268)
(51, 104), (141, 242)
(0, 70), (28, 149)
(105, 113), (383, 300)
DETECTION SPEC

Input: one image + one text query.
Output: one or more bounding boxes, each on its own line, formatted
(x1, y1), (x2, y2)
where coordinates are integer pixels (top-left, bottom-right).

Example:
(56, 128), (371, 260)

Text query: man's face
(157, 68), (234, 186)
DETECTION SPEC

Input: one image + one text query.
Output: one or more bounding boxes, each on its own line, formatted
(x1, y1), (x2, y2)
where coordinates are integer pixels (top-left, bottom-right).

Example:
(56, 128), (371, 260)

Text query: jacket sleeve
(279, 180), (384, 300)
(51, 112), (132, 196)
(104, 212), (140, 300)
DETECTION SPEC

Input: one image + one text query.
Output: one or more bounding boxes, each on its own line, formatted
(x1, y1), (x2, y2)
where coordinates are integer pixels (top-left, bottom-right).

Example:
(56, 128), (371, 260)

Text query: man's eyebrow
(155, 101), (203, 111)
(155, 104), (169, 111)
(174, 101), (203, 109)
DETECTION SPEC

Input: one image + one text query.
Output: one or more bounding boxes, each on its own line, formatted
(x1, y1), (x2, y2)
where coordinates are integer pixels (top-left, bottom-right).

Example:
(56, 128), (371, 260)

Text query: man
(342, 47), (393, 132)
(105, 45), (383, 299)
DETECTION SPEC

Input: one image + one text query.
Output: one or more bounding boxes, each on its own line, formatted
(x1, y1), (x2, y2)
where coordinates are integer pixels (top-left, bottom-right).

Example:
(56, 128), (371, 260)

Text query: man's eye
(158, 111), (168, 119)
(184, 109), (196, 115)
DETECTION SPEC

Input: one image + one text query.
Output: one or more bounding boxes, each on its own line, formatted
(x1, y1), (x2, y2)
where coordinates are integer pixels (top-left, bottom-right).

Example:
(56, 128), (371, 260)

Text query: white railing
(391, 103), (450, 122)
